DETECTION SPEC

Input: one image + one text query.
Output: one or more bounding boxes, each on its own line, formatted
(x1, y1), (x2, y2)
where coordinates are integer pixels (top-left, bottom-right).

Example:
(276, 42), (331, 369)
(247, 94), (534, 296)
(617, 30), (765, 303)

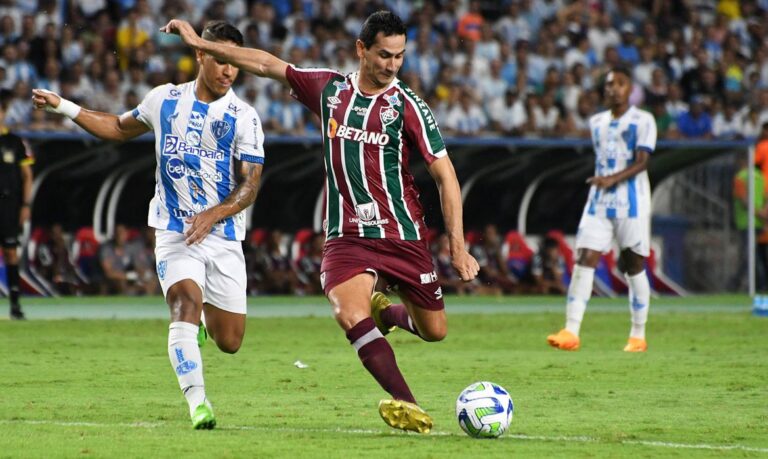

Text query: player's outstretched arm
(427, 156), (480, 282)
(31, 89), (149, 141)
(161, 19), (289, 85)
(183, 160), (263, 245)
(587, 150), (650, 189)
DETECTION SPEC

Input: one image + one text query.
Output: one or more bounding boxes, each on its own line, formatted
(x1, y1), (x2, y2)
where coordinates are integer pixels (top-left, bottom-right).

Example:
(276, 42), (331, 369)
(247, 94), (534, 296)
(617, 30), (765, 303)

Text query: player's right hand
(160, 19), (200, 47)
(31, 88), (61, 111)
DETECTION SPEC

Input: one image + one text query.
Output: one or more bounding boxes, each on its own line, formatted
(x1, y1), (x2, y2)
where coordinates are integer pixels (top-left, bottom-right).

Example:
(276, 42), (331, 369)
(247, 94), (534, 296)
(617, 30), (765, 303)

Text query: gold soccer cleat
(378, 399), (433, 434)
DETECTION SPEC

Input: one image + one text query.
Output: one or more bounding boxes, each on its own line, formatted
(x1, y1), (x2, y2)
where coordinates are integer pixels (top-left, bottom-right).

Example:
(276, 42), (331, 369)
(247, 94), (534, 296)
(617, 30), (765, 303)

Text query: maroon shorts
(321, 237), (445, 311)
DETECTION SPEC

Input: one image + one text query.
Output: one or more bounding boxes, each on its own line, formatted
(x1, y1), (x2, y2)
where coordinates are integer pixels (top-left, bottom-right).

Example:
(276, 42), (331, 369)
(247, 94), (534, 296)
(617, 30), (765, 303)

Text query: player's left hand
(184, 208), (221, 245)
(452, 250), (480, 282)
(586, 175), (617, 189)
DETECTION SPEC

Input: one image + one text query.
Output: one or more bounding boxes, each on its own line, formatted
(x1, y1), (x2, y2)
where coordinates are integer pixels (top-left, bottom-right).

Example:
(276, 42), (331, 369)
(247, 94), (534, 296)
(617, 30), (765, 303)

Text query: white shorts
(154, 229), (247, 314)
(575, 213), (650, 257)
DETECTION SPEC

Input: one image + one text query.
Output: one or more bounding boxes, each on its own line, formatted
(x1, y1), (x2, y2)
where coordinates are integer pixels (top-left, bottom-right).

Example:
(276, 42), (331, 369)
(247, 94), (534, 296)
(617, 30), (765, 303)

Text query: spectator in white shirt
(712, 102), (742, 139)
(478, 59), (508, 105)
(489, 88), (527, 136)
(444, 89), (488, 137)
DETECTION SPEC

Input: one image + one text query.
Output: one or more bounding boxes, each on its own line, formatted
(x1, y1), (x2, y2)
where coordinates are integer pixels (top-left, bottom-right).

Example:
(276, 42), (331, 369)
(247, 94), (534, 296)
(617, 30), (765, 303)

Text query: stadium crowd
(1, 0), (767, 139)
(25, 223), (569, 296)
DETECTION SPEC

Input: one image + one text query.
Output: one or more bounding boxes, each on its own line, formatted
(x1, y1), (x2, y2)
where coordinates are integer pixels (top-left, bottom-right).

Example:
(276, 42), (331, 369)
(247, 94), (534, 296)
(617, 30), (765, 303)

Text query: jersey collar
(349, 71), (399, 98)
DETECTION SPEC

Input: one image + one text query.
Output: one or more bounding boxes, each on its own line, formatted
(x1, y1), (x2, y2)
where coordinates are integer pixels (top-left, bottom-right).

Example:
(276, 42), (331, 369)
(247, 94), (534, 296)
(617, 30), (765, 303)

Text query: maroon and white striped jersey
(286, 66), (447, 241)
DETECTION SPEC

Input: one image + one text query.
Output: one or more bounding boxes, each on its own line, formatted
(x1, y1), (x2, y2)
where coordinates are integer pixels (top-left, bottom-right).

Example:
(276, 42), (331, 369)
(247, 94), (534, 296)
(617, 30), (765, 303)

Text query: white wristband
(54, 98), (81, 119)
(39, 89), (81, 119)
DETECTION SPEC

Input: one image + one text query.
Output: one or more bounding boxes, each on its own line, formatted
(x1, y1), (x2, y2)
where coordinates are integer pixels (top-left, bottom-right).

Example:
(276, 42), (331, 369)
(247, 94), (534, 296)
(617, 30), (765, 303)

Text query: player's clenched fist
(452, 250), (480, 282)
(31, 89), (81, 119)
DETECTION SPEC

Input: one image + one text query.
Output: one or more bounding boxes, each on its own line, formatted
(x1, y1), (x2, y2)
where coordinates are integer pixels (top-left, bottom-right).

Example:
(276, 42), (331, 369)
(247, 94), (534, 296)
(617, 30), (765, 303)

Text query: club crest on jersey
(189, 111), (205, 130)
(211, 120), (231, 140)
(333, 81), (350, 91)
(380, 106), (399, 126)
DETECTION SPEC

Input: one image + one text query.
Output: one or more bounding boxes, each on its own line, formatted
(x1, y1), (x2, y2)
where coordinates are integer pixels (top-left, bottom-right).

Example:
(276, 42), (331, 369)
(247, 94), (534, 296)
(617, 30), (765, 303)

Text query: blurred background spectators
(2, 0), (765, 140)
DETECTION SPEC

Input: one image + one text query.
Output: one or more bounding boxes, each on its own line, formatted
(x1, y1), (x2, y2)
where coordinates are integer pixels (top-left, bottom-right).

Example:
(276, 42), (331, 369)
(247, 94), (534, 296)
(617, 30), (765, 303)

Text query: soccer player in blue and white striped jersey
(32, 21), (264, 429)
(548, 66), (657, 353)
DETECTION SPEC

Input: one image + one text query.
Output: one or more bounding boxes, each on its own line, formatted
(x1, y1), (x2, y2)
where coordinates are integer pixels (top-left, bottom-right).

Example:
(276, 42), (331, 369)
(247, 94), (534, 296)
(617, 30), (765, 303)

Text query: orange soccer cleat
(623, 337), (648, 352)
(546, 329), (580, 351)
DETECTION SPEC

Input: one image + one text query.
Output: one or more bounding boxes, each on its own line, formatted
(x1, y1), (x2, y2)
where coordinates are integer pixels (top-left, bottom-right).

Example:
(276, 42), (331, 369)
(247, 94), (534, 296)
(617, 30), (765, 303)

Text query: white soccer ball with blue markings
(456, 381), (514, 438)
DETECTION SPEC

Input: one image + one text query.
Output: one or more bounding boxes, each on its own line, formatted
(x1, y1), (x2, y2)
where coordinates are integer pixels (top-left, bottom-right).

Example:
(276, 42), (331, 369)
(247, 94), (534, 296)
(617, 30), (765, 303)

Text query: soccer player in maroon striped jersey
(163, 11), (480, 433)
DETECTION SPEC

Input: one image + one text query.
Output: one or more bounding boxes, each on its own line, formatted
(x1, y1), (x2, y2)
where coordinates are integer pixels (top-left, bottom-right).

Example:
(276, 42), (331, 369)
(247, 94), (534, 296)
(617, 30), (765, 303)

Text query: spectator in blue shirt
(676, 95), (713, 139)
(616, 22), (640, 64)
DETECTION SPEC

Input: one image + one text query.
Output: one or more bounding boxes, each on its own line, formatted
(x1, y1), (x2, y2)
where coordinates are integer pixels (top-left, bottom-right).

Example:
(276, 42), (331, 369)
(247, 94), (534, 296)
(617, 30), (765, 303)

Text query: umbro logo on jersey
(327, 119), (390, 145)
(327, 96), (342, 105)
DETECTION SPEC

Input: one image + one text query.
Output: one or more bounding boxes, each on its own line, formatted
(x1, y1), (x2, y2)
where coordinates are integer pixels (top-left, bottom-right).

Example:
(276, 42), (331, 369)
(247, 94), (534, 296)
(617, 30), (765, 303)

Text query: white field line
(2, 419), (767, 454)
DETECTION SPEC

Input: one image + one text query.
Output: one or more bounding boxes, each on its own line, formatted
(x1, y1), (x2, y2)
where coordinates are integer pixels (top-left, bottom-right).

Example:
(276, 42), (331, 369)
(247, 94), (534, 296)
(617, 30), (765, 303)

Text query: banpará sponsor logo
(327, 120), (390, 145)
(163, 135), (224, 160)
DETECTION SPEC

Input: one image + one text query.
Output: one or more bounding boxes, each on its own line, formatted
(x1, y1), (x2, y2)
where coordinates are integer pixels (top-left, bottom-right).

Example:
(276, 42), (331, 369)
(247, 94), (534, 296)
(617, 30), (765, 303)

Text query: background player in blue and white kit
(32, 21), (265, 429)
(548, 66), (657, 353)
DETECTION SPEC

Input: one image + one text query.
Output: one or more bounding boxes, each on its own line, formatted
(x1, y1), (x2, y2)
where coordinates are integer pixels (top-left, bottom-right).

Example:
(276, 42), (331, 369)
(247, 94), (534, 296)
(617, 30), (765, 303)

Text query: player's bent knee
(214, 335), (242, 354)
(420, 324), (447, 342)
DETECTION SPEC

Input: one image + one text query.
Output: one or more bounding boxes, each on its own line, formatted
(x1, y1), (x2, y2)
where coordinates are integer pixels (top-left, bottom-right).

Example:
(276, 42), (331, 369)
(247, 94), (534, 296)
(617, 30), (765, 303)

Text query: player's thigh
(322, 238), (380, 330)
(614, 217), (650, 258)
(379, 240), (446, 339)
(155, 231), (206, 288)
(575, 213), (614, 254)
(327, 272), (377, 330)
(201, 236), (248, 315)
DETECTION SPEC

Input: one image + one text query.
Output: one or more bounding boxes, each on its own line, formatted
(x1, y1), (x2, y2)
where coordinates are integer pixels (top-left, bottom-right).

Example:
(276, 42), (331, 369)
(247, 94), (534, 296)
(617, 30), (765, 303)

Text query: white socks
(168, 322), (206, 416)
(626, 271), (650, 339)
(565, 265), (594, 336)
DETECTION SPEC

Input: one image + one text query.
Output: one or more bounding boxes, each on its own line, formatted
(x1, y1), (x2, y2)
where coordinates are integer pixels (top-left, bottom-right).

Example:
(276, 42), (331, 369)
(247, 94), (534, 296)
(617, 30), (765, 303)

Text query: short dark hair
(358, 11), (406, 49)
(202, 20), (243, 46)
(609, 65), (632, 80)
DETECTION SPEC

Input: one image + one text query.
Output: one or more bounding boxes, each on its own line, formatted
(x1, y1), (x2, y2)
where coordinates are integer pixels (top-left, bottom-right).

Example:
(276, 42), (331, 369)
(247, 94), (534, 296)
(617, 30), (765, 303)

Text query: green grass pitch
(1, 295), (766, 458)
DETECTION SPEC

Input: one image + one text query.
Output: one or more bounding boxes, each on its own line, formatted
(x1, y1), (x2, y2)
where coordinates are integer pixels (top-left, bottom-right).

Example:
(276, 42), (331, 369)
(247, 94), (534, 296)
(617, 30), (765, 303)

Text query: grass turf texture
(1, 295), (766, 458)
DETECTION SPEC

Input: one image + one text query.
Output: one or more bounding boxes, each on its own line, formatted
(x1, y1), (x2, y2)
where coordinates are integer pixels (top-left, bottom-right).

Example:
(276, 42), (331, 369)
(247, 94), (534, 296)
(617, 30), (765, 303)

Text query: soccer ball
(456, 381), (514, 438)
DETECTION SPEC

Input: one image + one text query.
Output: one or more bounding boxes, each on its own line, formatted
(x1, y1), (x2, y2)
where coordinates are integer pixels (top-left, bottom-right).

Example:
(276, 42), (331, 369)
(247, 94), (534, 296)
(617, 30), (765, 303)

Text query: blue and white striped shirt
(586, 106), (656, 219)
(132, 81), (265, 241)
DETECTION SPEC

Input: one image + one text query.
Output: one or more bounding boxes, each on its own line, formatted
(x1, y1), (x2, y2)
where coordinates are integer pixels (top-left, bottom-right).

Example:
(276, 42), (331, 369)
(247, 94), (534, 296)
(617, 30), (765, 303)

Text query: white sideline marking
(2, 419), (767, 453)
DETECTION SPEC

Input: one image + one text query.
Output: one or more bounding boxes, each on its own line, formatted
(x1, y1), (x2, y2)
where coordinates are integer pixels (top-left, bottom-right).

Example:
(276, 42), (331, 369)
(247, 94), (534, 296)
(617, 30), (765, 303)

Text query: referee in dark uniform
(0, 100), (34, 320)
